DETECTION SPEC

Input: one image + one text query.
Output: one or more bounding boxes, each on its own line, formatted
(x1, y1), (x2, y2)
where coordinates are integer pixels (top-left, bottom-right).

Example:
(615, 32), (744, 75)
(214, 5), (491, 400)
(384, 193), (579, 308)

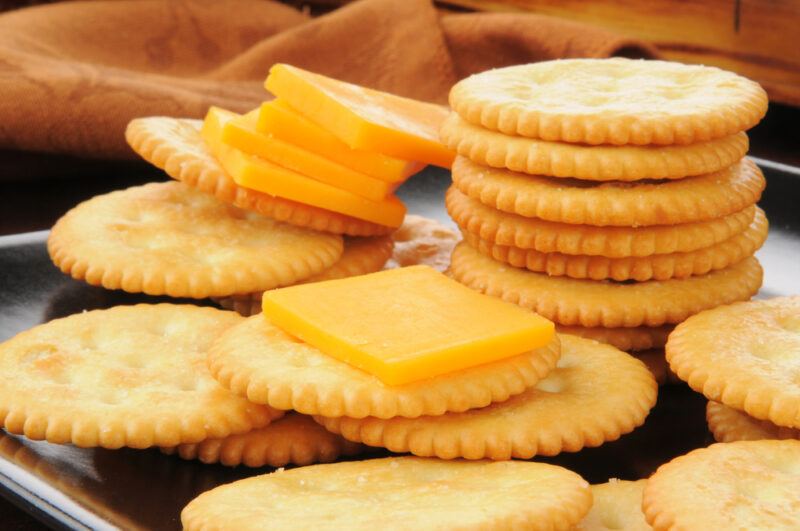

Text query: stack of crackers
(441, 58), (770, 378)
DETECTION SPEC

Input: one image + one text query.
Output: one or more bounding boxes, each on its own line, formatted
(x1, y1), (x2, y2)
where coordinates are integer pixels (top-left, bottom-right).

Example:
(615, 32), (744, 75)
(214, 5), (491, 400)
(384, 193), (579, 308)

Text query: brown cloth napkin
(0, 0), (656, 159)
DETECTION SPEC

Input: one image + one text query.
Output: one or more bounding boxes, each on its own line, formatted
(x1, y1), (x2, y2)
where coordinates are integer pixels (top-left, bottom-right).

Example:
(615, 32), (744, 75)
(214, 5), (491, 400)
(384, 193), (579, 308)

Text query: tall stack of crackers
(441, 58), (770, 375)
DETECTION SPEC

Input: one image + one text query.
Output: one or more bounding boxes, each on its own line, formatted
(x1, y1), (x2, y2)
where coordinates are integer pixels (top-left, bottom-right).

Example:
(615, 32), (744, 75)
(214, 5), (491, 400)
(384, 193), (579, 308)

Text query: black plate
(0, 160), (798, 530)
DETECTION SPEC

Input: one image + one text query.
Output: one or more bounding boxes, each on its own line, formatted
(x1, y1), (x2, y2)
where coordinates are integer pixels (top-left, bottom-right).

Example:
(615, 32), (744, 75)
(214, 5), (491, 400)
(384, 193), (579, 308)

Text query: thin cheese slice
(265, 64), (456, 168)
(222, 109), (396, 201)
(262, 265), (555, 386)
(202, 107), (406, 228)
(258, 100), (423, 183)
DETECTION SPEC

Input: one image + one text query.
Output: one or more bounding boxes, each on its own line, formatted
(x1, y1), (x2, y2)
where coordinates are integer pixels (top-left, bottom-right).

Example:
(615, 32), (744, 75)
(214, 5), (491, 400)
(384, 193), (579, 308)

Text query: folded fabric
(0, 0), (656, 159)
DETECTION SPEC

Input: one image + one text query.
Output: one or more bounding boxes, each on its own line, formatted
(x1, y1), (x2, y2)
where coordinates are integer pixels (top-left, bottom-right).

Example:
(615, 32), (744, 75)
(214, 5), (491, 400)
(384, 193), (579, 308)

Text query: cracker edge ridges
(449, 74), (768, 146)
(0, 304), (284, 449)
(667, 308), (800, 429)
(315, 339), (657, 460)
(450, 244), (764, 327)
(464, 207), (768, 281)
(451, 156), (766, 227)
(440, 114), (749, 181)
(207, 331), (561, 420)
(46, 186), (346, 298)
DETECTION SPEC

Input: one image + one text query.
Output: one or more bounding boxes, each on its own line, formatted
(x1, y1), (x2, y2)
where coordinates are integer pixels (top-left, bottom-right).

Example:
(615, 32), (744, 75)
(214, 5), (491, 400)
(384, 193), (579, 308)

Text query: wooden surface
(437, 0), (800, 107)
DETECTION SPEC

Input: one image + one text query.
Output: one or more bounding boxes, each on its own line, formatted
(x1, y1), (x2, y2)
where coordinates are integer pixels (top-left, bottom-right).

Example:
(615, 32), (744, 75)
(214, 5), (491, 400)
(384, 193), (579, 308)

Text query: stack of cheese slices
(442, 58), (770, 377)
(111, 64), (455, 315)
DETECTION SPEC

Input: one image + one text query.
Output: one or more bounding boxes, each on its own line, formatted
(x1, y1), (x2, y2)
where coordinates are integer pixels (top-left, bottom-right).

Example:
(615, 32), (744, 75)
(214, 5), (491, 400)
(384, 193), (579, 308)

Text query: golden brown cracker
(450, 241), (763, 328)
(555, 324), (672, 353)
(48, 182), (344, 299)
(125, 117), (393, 236)
(448, 184), (756, 258)
(461, 207), (767, 280)
(181, 457), (593, 530)
(162, 412), (363, 467)
(441, 113), (748, 181)
(316, 335), (656, 460)
(577, 479), (649, 531)
(642, 440), (800, 530)
(215, 235), (393, 316)
(208, 315), (560, 419)
(707, 401), (800, 443)
(667, 296), (800, 429)
(0, 304), (282, 449)
(451, 155), (765, 227)
(449, 58), (767, 145)
(384, 214), (460, 272)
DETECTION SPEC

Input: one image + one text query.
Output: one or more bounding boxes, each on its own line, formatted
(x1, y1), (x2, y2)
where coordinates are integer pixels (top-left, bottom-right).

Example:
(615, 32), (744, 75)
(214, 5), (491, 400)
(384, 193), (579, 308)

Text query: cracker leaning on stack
(667, 296), (800, 442)
(442, 58), (769, 380)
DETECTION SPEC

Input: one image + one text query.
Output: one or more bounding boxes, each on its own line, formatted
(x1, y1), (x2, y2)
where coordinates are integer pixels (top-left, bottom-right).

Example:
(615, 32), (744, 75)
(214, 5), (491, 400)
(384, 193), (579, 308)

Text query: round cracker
(316, 335), (656, 460)
(208, 316), (561, 419)
(707, 401), (800, 443)
(161, 412), (363, 468)
(577, 479), (649, 531)
(556, 324), (672, 352)
(667, 296), (800, 429)
(642, 440), (800, 530)
(125, 117), (393, 236)
(450, 241), (763, 328)
(0, 304), (282, 449)
(449, 58), (767, 146)
(451, 155), (765, 227)
(48, 182), (344, 299)
(441, 113), (748, 181)
(215, 235), (394, 316)
(461, 208), (768, 281)
(448, 187), (756, 258)
(383, 214), (460, 272)
(181, 457), (593, 531)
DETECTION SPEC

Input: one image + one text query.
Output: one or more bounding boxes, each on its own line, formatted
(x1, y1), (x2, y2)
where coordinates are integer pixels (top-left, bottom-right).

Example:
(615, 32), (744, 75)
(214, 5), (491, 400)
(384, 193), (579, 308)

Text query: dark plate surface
(0, 160), (798, 530)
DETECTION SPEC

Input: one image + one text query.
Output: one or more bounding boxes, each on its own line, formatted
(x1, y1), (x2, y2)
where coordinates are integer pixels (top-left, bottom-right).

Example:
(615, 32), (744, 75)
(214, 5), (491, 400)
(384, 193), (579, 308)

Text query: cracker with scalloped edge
(448, 186), (756, 258)
(0, 304), (282, 449)
(49, 181), (343, 299)
(556, 324), (672, 352)
(181, 457), (593, 531)
(450, 241), (763, 328)
(441, 113), (748, 181)
(208, 316), (560, 419)
(126, 117), (393, 236)
(667, 296), (800, 429)
(461, 208), (767, 281)
(316, 335), (656, 460)
(707, 401), (800, 443)
(449, 58), (767, 146)
(643, 440), (800, 530)
(451, 156), (765, 228)
(161, 412), (363, 467)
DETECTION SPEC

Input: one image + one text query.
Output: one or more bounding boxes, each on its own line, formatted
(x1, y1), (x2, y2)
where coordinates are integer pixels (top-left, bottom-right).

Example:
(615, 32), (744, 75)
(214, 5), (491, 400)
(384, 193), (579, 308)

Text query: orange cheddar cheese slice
(258, 100), (423, 183)
(222, 109), (396, 201)
(264, 64), (456, 168)
(261, 265), (555, 386)
(201, 107), (406, 228)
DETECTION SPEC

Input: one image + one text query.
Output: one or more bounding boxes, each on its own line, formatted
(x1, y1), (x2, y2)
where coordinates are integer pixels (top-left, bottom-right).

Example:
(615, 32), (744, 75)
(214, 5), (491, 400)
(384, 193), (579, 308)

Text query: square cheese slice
(222, 109), (396, 201)
(201, 107), (406, 228)
(258, 100), (423, 183)
(262, 265), (555, 386)
(264, 64), (455, 168)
